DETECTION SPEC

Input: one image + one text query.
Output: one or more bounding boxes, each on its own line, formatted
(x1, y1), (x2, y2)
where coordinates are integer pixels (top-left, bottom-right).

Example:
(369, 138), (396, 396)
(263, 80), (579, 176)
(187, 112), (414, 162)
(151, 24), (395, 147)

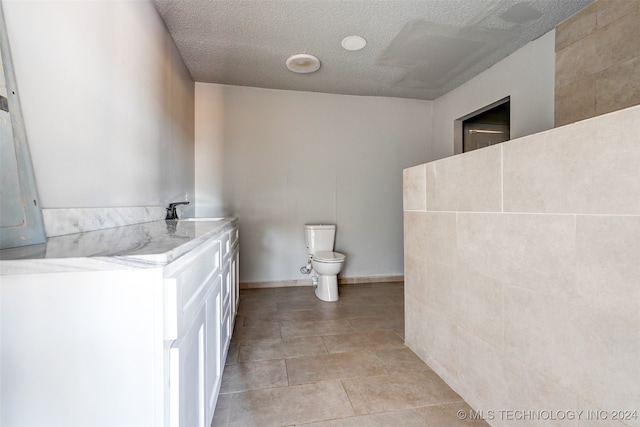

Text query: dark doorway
(461, 98), (510, 153)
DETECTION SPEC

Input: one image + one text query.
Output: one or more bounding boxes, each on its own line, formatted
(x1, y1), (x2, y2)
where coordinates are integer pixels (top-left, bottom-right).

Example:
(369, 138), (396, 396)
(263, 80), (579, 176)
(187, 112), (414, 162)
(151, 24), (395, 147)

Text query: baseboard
(240, 275), (404, 289)
(239, 280), (312, 289)
(339, 275), (404, 285)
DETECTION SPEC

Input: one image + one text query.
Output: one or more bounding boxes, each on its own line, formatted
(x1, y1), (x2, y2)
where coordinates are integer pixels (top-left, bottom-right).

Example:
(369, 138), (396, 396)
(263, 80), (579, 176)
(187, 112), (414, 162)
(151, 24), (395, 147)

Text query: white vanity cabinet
(0, 219), (239, 427)
(164, 236), (224, 427)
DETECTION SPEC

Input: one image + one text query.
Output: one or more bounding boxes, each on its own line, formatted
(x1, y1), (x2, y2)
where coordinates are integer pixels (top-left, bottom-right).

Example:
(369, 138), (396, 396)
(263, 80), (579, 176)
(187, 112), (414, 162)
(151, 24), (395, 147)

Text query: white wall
(431, 30), (556, 161)
(3, 0), (556, 281)
(193, 30), (559, 285)
(194, 83), (225, 217)
(3, 0), (195, 210)
(195, 84), (432, 283)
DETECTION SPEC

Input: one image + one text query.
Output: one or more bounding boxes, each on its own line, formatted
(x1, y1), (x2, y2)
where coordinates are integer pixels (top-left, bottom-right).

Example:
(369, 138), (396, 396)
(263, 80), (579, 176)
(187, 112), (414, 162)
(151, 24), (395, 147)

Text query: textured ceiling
(153, 0), (593, 100)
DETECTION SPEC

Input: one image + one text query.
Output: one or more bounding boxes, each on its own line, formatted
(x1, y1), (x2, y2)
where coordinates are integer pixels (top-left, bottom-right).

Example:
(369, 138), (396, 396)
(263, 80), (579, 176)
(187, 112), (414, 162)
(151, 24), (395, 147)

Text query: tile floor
(212, 282), (487, 427)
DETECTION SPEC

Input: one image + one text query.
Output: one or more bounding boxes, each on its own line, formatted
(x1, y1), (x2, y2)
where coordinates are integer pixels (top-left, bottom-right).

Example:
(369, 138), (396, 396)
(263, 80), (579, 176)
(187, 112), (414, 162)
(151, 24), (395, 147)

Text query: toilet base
(315, 274), (338, 302)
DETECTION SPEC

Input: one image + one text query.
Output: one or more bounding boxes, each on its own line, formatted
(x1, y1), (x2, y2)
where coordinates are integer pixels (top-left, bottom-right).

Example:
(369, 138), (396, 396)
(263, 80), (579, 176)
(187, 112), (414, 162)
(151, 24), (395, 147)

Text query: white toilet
(303, 224), (345, 302)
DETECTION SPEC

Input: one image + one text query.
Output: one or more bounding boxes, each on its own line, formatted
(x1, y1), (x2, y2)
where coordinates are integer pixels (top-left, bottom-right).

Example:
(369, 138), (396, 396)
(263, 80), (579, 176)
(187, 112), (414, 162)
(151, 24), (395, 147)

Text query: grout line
(339, 379), (358, 415)
(319, 335), (330, 355)
(283, 357), (292, 386)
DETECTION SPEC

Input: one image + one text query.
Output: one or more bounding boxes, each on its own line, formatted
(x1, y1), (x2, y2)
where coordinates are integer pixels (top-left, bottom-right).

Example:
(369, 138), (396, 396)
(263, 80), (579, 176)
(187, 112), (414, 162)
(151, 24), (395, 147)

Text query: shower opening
(454, 97), (510, 154)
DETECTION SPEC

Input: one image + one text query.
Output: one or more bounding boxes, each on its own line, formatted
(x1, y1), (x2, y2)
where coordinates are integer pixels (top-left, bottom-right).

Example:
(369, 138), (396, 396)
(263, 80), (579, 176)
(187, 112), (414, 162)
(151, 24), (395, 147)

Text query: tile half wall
(403, 105), (640, 427)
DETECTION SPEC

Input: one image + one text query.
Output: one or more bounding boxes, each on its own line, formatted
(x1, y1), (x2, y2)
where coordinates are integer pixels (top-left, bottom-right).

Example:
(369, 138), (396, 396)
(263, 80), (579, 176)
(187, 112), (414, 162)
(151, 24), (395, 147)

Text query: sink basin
(179, 217), (224, 222)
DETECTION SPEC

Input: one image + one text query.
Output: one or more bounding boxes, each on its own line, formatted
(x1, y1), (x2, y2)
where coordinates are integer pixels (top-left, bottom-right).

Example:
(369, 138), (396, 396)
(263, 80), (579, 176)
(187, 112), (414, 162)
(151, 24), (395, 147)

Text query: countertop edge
(0, 218), (238, 275)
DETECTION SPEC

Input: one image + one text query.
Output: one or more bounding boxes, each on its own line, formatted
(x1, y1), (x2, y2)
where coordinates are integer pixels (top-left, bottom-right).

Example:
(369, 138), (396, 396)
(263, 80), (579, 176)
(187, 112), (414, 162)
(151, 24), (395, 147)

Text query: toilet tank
(304, 224), (336, 254)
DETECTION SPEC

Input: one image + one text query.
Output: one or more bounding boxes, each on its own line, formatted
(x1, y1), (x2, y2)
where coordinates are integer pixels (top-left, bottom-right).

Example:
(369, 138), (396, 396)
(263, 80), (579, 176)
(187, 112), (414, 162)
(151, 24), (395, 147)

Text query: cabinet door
(164, 239), (221, 341)
(232, 243), (240, 315)
(220, 259), (232, 359)
(221, 259), (231, 318)
(205, 276), (223, 426)
(168, 306), (206, 427)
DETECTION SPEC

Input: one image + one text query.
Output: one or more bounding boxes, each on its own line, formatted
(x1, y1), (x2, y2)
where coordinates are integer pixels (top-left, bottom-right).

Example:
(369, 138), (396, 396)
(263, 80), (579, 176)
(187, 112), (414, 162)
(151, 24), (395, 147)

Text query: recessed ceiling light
(285, 54), (321, 73)
(341, 35), (367, 51)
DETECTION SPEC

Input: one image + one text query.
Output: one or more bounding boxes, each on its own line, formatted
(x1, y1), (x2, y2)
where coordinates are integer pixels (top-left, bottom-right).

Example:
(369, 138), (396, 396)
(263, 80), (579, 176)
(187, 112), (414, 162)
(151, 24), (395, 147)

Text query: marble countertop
(0, 218), (237, 275)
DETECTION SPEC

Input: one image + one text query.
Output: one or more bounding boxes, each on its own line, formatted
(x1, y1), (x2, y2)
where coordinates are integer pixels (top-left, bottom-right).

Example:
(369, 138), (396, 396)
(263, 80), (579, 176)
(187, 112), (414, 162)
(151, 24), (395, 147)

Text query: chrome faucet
(165, 201), (190, 220)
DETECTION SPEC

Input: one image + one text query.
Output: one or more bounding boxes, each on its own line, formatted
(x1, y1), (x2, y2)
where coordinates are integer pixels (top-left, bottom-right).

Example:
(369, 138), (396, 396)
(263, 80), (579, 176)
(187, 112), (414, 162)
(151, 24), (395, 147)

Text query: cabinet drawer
(231, 243), (240, 314)
(165, 239), (221, 340)
(229, 226), (239, 249)
(220, 231), (230, 261)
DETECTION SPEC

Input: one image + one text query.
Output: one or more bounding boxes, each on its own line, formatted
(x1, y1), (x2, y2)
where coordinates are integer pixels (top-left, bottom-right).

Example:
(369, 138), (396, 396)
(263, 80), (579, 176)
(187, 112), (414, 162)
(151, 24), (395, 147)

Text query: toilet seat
(313, 251), (345, 263)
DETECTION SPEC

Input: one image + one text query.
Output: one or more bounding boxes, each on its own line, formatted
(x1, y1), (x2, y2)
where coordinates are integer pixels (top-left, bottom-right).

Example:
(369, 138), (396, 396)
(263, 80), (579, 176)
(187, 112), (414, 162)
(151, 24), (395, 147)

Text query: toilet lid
(313, 251), (345, 262)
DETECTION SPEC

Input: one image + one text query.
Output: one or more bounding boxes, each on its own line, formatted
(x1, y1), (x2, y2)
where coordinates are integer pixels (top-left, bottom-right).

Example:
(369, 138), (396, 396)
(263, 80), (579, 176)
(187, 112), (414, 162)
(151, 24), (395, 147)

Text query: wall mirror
(0, 3), (46, 250)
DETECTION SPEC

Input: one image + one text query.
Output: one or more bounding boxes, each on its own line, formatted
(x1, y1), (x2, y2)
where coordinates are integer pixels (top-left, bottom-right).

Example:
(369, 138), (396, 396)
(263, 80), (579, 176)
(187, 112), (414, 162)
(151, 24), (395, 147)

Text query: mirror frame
(0, 3), (46, 250)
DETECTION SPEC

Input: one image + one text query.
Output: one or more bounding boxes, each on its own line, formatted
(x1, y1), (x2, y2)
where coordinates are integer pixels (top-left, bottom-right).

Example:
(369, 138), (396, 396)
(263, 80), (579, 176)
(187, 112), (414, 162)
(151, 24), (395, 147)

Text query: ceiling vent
(286, 54), (321, 74)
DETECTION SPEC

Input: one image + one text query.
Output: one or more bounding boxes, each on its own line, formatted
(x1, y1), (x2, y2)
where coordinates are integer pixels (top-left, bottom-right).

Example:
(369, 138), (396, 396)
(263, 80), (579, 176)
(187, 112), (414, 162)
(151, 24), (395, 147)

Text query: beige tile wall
(555, 0), (640, 127)
(403, 105), (640, 427)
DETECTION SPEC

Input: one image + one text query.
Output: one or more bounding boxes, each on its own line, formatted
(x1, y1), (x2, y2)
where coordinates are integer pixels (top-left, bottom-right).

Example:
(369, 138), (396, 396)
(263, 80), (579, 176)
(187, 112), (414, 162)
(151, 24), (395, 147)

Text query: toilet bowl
(311, 251), (345, 302)
(302, 224), (346, 302)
